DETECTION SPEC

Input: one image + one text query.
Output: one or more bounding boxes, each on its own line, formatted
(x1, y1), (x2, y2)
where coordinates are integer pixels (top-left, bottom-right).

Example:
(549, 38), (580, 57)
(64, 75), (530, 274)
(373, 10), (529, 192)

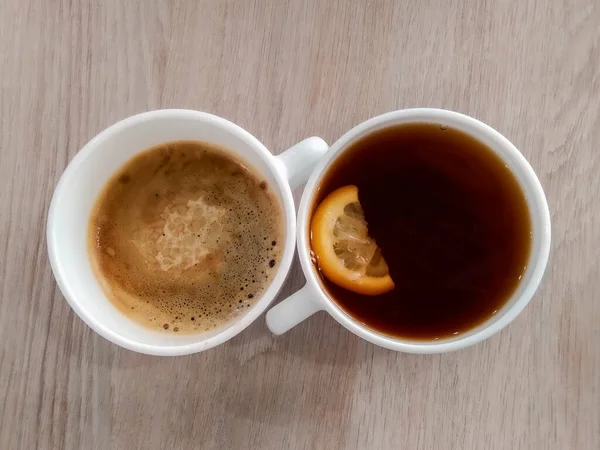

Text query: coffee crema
(88, 141), (283, 333)
(311, 123), (532, 340)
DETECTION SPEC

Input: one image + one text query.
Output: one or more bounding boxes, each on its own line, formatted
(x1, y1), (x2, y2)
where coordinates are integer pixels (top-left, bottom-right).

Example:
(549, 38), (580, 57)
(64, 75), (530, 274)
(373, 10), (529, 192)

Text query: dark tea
(310, 123), (532, 340)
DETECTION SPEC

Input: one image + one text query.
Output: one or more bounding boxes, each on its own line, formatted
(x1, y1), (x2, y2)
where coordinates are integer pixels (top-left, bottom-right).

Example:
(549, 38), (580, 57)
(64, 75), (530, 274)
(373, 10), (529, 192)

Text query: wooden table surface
(1, 1), (599, 449)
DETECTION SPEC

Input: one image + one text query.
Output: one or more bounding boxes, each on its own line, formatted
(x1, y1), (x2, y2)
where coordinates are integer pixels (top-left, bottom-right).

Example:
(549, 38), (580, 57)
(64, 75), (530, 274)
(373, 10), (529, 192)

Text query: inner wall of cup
(52, 113), (291, 348)
(305, 112), (546, 344)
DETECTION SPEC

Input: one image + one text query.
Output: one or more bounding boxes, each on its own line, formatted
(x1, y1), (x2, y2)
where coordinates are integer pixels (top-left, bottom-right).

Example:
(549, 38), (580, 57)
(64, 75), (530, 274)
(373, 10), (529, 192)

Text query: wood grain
(1, 0), (599, 448)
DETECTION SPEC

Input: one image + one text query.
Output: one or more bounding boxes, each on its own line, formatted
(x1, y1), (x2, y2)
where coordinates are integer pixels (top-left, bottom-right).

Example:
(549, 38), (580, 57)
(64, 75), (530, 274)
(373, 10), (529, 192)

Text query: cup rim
(296, 108), (551, 353)
(47, 109), (297, 355)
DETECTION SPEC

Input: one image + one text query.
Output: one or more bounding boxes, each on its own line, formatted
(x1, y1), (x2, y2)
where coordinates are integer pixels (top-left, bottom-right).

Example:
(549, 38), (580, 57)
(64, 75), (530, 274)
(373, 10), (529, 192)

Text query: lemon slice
(310, 185), (395, 296)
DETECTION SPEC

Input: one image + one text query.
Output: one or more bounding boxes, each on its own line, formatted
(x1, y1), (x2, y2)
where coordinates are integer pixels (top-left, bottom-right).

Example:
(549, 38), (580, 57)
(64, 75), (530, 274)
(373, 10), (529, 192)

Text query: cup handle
(276, 137), (329, 189)
(266, 284), (323, 335)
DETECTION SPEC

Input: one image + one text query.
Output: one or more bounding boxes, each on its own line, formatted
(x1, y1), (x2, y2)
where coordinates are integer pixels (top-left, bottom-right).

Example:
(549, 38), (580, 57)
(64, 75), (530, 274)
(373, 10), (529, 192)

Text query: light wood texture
(1, 0), (599, 448)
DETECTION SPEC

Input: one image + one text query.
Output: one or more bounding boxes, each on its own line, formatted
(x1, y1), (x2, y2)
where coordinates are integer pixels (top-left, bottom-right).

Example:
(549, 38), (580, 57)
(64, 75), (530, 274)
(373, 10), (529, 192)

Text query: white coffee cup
(47, 109), (328, 355)
(266, 108), (551, 353)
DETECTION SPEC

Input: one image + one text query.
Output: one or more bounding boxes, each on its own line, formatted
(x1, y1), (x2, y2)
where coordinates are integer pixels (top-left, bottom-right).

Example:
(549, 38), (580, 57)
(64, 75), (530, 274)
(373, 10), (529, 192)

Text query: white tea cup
(266, 108), (551, 354)
(47, 109), (328, 355)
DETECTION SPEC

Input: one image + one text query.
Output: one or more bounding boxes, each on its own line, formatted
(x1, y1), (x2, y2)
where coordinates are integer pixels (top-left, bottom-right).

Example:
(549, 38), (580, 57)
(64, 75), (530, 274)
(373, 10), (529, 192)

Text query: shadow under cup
(302, 114), (550, 349)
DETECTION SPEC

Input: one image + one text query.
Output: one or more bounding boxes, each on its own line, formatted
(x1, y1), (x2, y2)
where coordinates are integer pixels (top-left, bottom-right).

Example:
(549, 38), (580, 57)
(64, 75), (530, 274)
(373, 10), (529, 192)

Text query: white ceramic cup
(47, 109), (328, 355)
(266, 108), (551, 354)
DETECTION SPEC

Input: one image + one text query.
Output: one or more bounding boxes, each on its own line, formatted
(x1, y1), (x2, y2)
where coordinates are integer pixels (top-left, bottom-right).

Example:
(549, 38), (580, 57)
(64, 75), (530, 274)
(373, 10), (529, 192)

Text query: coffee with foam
(88, 141), (283, 333)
